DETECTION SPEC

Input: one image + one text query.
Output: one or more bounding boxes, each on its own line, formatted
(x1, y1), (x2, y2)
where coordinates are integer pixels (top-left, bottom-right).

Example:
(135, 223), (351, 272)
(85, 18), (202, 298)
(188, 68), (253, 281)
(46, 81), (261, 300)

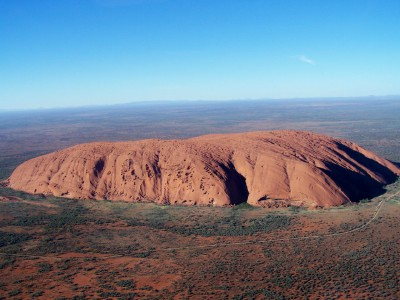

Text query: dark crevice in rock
(94, 159), (105, 177)
(322, 162), (390, 202)
(219, 162), (249, 205)
(336, 143), (398, 183)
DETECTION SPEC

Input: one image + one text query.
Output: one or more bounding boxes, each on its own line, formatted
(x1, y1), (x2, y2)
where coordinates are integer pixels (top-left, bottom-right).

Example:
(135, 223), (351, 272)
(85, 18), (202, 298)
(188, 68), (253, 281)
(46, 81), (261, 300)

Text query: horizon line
(1, 94), (399, 112)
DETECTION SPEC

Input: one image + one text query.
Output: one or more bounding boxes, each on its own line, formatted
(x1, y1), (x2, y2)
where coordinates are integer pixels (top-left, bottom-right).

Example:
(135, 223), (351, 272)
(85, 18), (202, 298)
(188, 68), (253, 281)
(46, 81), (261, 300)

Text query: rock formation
(8, 131), (399, 207)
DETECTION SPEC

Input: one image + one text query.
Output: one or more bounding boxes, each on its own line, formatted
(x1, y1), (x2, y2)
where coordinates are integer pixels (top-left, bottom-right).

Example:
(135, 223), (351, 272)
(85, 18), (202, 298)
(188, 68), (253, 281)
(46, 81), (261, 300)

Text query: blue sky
(1, 0), (399, 109)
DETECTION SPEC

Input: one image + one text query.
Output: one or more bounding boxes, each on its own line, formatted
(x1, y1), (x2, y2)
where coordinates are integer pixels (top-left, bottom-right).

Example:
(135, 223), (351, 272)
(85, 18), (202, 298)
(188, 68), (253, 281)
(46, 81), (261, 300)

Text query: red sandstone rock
(8, 131), (399, 207)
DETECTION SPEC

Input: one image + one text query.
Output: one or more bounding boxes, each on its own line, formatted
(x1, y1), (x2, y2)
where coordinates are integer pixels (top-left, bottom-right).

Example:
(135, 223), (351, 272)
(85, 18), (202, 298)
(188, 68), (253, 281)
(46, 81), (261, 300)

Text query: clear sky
(1, 0), (399, 109)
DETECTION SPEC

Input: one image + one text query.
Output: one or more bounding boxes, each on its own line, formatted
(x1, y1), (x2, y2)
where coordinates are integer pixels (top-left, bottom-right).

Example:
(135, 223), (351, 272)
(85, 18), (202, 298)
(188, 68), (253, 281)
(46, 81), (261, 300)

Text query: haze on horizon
(1, 0), (400, 110)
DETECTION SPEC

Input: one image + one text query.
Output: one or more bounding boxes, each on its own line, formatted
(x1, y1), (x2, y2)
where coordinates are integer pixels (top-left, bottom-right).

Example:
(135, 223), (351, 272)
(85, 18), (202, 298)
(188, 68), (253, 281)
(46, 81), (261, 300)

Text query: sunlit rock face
(9, 131), (399, 208)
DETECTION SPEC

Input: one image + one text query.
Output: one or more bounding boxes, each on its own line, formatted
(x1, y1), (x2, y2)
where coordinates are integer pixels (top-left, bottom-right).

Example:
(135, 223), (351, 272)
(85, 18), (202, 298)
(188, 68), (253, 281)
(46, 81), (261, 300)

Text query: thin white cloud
(94, 0), (163, 6)
(296, 55), (315, 65)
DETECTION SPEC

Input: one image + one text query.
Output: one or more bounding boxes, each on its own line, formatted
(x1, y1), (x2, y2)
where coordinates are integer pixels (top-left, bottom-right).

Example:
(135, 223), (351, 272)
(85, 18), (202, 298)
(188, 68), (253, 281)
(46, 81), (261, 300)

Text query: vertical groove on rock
(219, 162), (249, 205)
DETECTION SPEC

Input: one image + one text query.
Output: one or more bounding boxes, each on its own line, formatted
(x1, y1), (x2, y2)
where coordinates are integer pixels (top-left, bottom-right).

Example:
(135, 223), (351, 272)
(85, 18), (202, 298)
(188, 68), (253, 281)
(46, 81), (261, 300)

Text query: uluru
(8, 130), (400, 208)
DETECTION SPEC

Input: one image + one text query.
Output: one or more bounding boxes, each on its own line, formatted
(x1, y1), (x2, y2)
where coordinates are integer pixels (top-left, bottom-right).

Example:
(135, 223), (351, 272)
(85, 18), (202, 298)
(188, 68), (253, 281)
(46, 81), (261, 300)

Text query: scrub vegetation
(1, 99), (399, 299)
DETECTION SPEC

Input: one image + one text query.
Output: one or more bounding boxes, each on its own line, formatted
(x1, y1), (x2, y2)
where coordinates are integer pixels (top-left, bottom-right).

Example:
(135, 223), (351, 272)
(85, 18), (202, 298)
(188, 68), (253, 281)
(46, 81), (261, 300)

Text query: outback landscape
(1, 98), (400, 299)
(2, 0), (400, 298)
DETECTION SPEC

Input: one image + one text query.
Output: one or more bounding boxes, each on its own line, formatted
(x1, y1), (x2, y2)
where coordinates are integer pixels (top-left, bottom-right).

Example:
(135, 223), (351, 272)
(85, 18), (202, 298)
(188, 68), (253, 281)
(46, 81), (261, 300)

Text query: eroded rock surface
(8, 131), (399, 207)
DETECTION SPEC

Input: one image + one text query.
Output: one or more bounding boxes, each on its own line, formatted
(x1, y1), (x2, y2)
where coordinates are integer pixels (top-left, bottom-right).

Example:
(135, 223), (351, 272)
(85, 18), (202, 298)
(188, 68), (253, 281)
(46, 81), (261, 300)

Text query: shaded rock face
(8, 131), (400, 207)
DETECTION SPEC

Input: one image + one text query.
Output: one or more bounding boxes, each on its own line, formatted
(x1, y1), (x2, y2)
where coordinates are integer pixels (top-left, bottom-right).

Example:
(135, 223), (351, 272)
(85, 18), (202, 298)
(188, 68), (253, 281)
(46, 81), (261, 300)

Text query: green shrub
(117, 279), (135, 289)
(37, 262), (52, 273)
(0, 231), (31, 247)
(8, 289), (21, 297)
(32, 290), (44, 297)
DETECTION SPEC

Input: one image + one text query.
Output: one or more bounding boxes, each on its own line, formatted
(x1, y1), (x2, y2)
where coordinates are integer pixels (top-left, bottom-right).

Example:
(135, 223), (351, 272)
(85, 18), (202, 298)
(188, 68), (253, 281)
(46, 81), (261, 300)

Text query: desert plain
(1, 98), (400, 299)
